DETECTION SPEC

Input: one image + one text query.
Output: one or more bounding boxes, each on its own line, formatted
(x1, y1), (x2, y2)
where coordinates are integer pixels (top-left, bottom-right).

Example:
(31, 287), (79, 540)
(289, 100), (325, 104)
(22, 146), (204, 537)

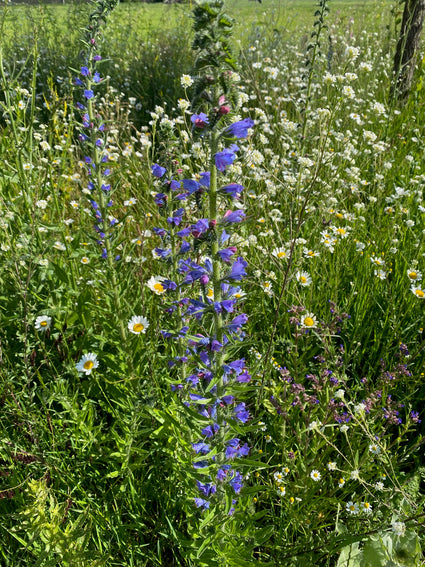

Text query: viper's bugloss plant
(147, 1), (262, 561)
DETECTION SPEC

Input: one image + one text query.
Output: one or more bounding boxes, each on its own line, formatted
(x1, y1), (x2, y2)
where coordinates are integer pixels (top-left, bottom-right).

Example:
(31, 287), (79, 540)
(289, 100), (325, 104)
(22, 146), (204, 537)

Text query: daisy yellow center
(83, 360), (94, 370)
(207, 289), (214, 298)
(263, 282), (270, 288)
(133, 323), (144, 333)
(300, 276), (307, 283)
(337, 228), (346, 235)
(136, 240), (142, 245)
(279, 487), (285, 493)
(349, 505), (356, 511)
(364, 503), (370, 508)
(304, 317), (314, 327)
(154, 283), (164, 293)
(82, 258), (88, 263)
(276, 474), (282, 480)
(277, 251), (286, 258)
(409, 271), (417, 279)
(313, 473), (319, 478)
(339, 479), (344, 484)
(308, 251), (314, 256)
(40, 320), (48, 327)
(415, 290), (424, 298)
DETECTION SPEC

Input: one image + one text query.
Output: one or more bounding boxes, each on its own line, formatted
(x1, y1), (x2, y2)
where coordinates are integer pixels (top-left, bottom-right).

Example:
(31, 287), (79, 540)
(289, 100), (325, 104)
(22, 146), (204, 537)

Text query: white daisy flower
(346, 501), (359, 515)
(310, 470), (321, 482)
(35, 315), (52, 332)
(272, 247), (289, 260)
(300, 313), (317, 329)
(76, 353), (99, 375)
(146, 275), (166, 295)
(295, 271), (312, 286)
(128, 315), (149, 335)
(411, 286), (425, 299)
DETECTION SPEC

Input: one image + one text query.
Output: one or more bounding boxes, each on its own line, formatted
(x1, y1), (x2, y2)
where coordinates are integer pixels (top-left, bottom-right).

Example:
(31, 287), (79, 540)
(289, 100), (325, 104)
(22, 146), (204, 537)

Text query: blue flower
(191, 112), (209, 128)
(229, 257), (248, 281)
(194, 498), (210, 509)
(151, 163), (166, 178)
(182, 179), (200, 194)
(226, 118), (254, 139)
(80, 66), (90, 76)
(214, 145), (239, 172)
(220, 183), (244, 198)
(84, 89), (94, 99)
(223, 210), (246, 223)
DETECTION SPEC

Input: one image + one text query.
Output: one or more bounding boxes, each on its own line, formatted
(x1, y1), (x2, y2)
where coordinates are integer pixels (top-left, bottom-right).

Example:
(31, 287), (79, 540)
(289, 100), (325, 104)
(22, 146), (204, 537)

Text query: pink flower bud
(219, 105), (230, 115)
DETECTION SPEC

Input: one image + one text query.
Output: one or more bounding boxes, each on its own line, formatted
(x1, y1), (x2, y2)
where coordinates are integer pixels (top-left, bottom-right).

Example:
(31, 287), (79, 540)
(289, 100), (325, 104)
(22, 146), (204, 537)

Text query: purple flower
(191, 219), (210, 238)
(182, 179), (200, 194)
(151, 164), (166, 178)
(84, 89), (94, 99)
(220, 183), (243, 198)
(199, 172), (210, 188)
(233, 402), (250, 423)
(81, 66), (90, 76)
(202, 423), (220, 437)
(218, 247), (237, 263)
(227, 314), (248, 332)
(191, 112), (209, 128)
(229, 470), (244, 493)
(229, 257), (248, 281)
(167, 208), (185, 226)
(214, 146), (239, 172)
(196, 480), (216, 496)
(154, 248), (171, 259)
(226, 118), (254, 139)
(223, 210), (246, 223)
(154, 193), (167, 207)
(192, 441), (210, 455)
(194, 498), (210, 509)
(93, 71), (101, 83)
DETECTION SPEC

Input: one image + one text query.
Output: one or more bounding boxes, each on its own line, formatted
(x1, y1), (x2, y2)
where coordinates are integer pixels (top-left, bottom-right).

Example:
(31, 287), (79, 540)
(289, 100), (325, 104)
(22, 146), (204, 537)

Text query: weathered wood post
(391, 0), (425, 100)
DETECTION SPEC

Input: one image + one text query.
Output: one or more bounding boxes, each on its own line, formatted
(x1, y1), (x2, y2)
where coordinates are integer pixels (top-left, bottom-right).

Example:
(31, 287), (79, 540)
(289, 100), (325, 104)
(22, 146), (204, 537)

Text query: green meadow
(0, 0), (424, 565)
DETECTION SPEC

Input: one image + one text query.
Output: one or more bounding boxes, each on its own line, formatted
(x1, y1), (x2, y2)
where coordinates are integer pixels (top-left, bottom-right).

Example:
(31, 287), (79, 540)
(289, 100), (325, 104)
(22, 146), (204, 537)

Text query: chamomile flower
(327, 462), (337, 471)
(272, 247), (289, 260)
(277, 485), (286, 497)
(300, 313), (317, 329)
(411, 286), (425, 298)
(128, 315), (149, 334)
(146, 275), (166, 295)
(338, 477), (345, 487)
(35, 315), (52, 332)
(76, 353), (99, 375)
(407, 268), (422, 281)
(361, 501), (372, 515)
(370, 255), (385, 266)
(124, 198), (137, 206)
(274, 471), (285, 484)
(369, 443), (381, 455)
(346, 501), (359, 515)
(295, 271), (312, 286)
(310, 470), (321, 482)
(261, 280), (273, 296)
